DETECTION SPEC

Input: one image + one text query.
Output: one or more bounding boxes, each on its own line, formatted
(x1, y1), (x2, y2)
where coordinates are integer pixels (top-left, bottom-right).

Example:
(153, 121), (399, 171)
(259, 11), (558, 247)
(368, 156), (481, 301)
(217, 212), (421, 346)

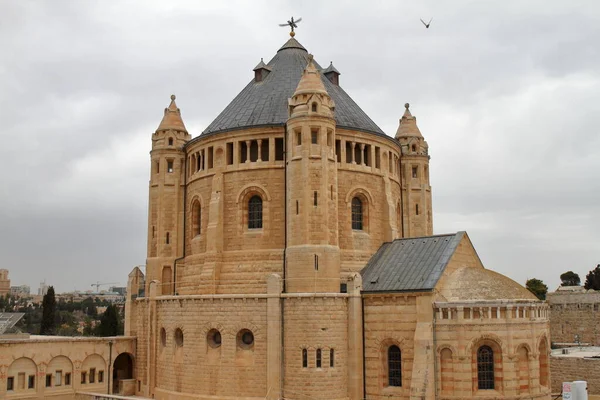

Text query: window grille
(248, 196), (263, 229)
(388, 345), (402, 386)
(352, 197), (363, 230)
(477, 346), (495, 390)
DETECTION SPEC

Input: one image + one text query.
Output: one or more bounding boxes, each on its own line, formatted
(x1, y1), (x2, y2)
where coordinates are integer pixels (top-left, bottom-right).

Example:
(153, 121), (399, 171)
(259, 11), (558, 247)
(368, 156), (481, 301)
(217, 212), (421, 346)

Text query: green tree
(39, 286), (57, 335)
(560, 271), (581, 286)
(96, 305), (120, 337)
(526, 278), (548, 300)
(584, 265), (600, 290)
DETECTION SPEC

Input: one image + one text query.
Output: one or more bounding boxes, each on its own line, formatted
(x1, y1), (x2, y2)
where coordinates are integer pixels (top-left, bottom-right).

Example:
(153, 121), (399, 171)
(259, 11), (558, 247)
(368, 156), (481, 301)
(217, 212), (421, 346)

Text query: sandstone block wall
(283, 296), (349, 400)
(150, 297), (268, 399)
(0, 336), (135, 400)
(548, 291), (600, 345)
(550, 356), (600, 394)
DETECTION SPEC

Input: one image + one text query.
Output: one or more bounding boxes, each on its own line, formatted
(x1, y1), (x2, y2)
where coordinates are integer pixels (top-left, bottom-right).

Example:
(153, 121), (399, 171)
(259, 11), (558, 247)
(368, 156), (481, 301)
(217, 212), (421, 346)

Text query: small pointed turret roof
(395, 103), (422, 139)
(322, 62), (340, 75)
(157, 95), (187, 132)
(253, 58), (272, 72)
(293, 55), (328, 97)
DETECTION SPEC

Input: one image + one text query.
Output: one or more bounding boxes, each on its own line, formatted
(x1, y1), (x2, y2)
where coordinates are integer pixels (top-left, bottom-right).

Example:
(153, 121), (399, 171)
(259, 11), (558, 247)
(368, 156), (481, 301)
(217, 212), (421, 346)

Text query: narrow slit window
(311, 129), (318, 144)
(168, 138), (173, 146)
(416, 204), (419, 215)
(312, 102), (317, 112)
(314, 191), (318, 206)
(296, 200), (299, 215)
(89, 368), (95, 384)
(64, 373), (70, 386)
(166, 232), (170, 244)
(335, 139), (341, 162)
(330, 349), (335, 367)
(296, 131), (302, 146)
(302, 349), (308, 368)
(316, 349), (322, 368)
(167, 160), (174, 173)
(28, 375), (35, 389)
(412, 166), (418, 179)
(81, 372), (86, 384)
(155, 160), (160, 174)
(46, 374), (52, 387)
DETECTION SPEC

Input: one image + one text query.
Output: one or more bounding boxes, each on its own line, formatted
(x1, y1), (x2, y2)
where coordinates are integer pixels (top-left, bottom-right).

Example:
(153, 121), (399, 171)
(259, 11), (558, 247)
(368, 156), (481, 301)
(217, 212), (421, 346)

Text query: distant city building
(110, 286), (127, 296)
(37, 281), (48, 296)
(0, 269), (10, 296)
(10, 285), (31, 297)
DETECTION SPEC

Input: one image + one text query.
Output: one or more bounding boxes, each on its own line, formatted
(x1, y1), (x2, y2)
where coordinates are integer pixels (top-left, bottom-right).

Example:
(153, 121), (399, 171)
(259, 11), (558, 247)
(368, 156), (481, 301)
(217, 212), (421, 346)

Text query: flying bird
(420, 18), (433, 28)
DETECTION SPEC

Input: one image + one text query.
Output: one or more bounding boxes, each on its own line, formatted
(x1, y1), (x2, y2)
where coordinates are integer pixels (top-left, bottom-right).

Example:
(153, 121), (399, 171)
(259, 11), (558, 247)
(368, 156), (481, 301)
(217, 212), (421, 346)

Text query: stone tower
(285, 56), (340, 293)
(396, 103), (433, 237)
(146, 95), (191, 295)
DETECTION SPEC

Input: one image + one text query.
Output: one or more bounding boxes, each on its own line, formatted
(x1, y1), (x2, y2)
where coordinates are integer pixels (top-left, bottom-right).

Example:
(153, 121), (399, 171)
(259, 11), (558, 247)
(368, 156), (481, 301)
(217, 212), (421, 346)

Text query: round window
(174, 328), (184, 347)
(237, 329), (254, 349)
(207, 329), (222, 348)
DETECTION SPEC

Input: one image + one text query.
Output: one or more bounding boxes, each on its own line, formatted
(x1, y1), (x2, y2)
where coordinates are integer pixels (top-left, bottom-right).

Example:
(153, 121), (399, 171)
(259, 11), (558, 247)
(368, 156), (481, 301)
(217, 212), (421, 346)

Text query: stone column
(245, 141), (251, 163)
(347, 274), (364, 400)
(266, 274), (283, 400)
(257, 139), (263, 162)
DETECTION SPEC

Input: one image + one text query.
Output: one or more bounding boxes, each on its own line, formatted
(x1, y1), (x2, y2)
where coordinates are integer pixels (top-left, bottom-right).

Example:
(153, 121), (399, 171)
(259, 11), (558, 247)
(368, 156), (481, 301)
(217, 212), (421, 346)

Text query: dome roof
(439, 266), (538, 301)
(201, 38), (384, 136)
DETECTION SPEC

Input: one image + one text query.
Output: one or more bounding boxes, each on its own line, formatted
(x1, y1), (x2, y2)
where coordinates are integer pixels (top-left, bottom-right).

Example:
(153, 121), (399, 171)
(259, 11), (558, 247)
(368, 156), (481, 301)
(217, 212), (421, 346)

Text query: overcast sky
(1, 0), (598, 293)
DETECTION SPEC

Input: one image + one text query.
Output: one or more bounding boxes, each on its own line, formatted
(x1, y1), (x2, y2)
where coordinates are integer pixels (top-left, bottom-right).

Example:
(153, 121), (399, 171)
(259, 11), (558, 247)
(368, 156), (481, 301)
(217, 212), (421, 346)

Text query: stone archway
(112, 352), (134, 394)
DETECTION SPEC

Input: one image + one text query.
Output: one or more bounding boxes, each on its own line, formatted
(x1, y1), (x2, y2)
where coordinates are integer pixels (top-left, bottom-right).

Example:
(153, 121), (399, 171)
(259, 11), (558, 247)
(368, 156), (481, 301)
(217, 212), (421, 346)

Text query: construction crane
(91, 282), (119, 292)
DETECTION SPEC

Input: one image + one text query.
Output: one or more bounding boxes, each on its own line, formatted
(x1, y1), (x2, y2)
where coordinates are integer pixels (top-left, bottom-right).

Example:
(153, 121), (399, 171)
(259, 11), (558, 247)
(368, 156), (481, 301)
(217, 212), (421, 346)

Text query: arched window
(388, 345), (402, 387)
(192, 200), (201, 236)
(477, 345), (494, 390)
(539, 339), (549, 387)
(312, 102), (317, 112)
(517, 346), (530, 394)
(440, 348), (453, 394)
(168, 138), (173, 146)
(248, 195), (263, 229)
(352, 197), (363, 230)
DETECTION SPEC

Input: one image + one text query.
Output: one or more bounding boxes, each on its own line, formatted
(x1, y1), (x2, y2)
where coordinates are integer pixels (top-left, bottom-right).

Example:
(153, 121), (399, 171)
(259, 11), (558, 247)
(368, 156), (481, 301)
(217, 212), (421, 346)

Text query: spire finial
(405, 102), (410, 110)
(279, 16), (302, 37)
(171, 94), (176, 101)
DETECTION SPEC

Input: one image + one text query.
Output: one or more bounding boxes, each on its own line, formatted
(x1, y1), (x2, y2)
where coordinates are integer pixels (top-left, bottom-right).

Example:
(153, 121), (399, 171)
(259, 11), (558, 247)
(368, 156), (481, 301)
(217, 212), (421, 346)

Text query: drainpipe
(107, 340), (113, 394)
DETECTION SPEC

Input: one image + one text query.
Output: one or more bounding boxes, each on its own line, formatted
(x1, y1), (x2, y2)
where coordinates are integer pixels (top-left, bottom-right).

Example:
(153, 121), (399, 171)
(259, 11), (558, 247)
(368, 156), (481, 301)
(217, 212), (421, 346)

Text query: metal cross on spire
(279, 16), (302, 37)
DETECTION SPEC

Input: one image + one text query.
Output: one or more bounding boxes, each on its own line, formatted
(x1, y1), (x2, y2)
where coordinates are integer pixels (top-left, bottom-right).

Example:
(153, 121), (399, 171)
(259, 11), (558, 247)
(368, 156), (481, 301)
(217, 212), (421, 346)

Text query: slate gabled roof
(201, 38), (384, 136)
(361, 232), (465, 293)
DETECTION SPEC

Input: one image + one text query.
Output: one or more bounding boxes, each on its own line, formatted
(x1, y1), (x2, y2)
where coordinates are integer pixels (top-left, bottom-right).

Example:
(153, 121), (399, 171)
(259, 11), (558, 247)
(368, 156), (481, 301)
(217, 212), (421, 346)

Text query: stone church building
(124, 33), (551, 400)
(1, 34), (551, 400)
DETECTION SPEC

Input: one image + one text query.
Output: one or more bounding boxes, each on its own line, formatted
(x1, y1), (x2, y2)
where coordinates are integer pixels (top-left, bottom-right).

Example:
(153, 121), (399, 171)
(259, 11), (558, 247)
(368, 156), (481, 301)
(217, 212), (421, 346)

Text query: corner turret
(397, 103), (433, 237)
(147, 95), (190, 296)
(285, 55), (340, 293)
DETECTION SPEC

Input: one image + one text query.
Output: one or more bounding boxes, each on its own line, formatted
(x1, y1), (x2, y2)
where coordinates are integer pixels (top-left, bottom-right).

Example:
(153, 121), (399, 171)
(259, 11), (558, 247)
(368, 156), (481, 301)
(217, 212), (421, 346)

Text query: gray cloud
(1, 0), (599, 292)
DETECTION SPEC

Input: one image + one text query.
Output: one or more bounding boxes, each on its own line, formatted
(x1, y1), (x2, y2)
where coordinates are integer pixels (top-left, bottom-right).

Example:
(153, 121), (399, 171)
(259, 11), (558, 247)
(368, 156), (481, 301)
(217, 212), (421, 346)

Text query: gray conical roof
(202, 38), (383, 136)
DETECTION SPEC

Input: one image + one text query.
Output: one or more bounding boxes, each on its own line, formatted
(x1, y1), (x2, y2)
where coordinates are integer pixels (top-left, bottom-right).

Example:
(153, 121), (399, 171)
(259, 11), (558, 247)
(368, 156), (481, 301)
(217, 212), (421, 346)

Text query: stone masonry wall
(548, 291), (600, 345)
(551, 356), (600, 394)
(153, 297), (268, 399)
